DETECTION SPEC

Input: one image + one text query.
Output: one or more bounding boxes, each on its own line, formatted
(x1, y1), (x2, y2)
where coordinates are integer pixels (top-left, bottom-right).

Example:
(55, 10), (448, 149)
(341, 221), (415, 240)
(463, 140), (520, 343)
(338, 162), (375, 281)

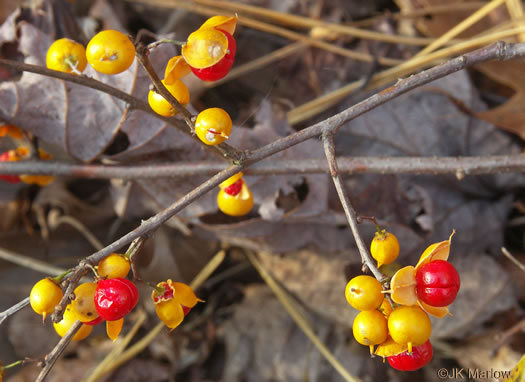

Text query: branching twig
(35, 320), (83, 382)
(247, 42), (525, 164)
(134, 43), (194, 125)
(51, 164), (243, 323)
(134, 43), (245, 162)
(0, 155), (524, 178)
(7, 41), (525, 378)
(0, 297), (30, 325)
(322, 133), (384, 281)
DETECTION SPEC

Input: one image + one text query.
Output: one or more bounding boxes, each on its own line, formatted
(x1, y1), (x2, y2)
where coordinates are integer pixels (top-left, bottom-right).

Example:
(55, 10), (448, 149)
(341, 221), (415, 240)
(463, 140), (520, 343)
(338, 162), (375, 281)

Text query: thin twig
(247, 41), (525, 163)
(322, 133), (384, 281)
(0, 297), (30, 325)
(134, 43), (194, 125)
(0, 155), (524, 178)
(501, 247), (525, 273)
(35, 320), (83, 382)
(127, 236), (146, 281)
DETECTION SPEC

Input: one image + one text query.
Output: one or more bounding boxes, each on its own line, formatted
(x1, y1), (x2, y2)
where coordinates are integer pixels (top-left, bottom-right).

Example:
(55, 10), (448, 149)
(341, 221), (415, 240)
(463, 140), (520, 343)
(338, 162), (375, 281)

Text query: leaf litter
(0, 1), (523, 381)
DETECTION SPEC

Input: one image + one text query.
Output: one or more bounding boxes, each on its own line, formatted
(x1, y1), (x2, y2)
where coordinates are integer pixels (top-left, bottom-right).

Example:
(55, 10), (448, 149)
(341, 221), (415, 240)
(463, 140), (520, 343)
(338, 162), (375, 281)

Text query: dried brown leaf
(0, 20), (180, 162)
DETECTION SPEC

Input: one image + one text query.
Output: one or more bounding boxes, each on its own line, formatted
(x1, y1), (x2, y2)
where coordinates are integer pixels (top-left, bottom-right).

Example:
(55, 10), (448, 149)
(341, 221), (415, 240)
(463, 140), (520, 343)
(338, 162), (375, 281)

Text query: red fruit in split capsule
(0, 151), (20, 184)
(388, 340), (433, 371)
(223, 179), (243, 196)
(190, 29), (236, 81)
(94, 278), (139, 321)
(416, 260), (460, 307)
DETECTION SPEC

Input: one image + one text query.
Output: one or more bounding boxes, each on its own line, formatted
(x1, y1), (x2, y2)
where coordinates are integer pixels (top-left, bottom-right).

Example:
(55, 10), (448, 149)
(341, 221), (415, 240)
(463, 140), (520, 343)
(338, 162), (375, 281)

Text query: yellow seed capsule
(46, 38), (87, 74)
(86, 30), (135, 75)
(199, 15), (238, 35)
(217, 183), (253, 216)
(370, 229), (400, 268)
(30, 278), (63, 321)
(195, 108), (232, 145)
(97, 253), (130, 279)
(388, 306), (431, 353)
(53, 305), (93, 341)
(182, 28), (228, 69)
(70, 282), (99, 322)
(148, 79), (190, 117)
(352, 310), (388, 354)
(344, 275), (383, 311)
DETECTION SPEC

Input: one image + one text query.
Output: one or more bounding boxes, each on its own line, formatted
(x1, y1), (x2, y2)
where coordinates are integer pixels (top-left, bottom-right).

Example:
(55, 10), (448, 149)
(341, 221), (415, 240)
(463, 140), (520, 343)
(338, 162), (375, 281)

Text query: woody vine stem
(1, 41), (525, 379)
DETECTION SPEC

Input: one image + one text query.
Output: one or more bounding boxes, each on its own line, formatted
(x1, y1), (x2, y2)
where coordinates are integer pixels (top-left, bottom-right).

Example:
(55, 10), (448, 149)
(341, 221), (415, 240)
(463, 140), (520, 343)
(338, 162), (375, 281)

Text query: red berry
(416, 260), (460, 307)
(190, 29), (236, 81)
(223, 179), (243, 196)
(94, 278), (139, 321)
(182, 305), (191, 316)
(388, 340), (433, 371)
(0, 174), (21, 184)
(0, 151), (20, 184)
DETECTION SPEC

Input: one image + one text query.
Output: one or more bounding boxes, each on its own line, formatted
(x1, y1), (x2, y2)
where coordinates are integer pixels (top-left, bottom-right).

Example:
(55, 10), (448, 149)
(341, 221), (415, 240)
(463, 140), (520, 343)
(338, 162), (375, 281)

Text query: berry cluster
(45, 18), (237, 142)
(62, 253), (136, 341)
(345, 230), (460, 371)
(44, 17), (254, 216)
(28, 251), (202, 341)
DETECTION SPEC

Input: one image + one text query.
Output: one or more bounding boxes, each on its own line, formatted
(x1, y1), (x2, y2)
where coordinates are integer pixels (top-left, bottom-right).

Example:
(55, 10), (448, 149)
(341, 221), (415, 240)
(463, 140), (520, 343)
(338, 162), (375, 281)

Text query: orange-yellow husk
(415, 231), (455, 270)
(390, 265), (417, 306)
(418, 300), (450, 318)
(107, 318), (124, 341)
(219, 172), (244, 189)
(155, 299), (185, 331)
(375, 336), (408, 359)
(164, 55), (191, 85)
(152, 279), (203, 307)
(199, 15), (238, 35)
(182, 28), (229, 69)
(0, 125), (24, 139)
